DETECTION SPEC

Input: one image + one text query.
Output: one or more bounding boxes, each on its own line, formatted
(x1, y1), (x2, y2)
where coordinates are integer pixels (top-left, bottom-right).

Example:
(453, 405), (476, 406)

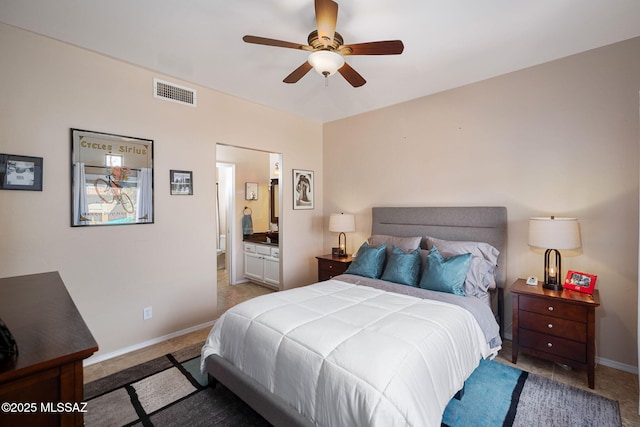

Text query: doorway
(216, 144), (282, 290)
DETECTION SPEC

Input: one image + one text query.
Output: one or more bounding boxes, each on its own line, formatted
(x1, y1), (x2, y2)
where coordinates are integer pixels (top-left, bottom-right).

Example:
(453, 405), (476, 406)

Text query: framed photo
(170, 170), (193, 195)
(564, 270), (597, 294)
(71, 129), (154, 227)
(245, 182), (258, 200)
(0, 154), (43, 191)
(293, 169), (314, 210)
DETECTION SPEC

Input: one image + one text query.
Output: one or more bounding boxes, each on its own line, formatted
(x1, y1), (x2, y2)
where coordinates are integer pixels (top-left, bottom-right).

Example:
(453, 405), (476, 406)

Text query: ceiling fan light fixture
(308, 50), (344, 77)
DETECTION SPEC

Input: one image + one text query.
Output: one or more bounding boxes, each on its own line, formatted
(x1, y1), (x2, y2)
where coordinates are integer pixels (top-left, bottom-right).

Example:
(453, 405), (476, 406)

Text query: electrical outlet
(143, 306), (152, 320)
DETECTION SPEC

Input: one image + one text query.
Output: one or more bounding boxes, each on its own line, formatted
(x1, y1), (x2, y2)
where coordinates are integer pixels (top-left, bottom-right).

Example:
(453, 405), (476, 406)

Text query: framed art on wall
(170, 170), (193, 195)
(293, 169), (314, 210)
(245, 182), (258, 200)
(564, 270), (597, 294)
(71, 128), (154, 227)
(0, 154), (43, 191)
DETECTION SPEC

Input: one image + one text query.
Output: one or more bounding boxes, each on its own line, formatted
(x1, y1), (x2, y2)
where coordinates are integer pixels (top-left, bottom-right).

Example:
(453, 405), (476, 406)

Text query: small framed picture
(170, 170), (193, 195)
(0, 154), (43, 191)
(293, 169), (314, 210)
(245, 182), (258, 200)
(564, 270), (597, 294)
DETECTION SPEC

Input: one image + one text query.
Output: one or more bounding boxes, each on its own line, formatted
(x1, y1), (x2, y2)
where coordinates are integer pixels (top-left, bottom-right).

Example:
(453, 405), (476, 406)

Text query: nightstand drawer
(316, 255), (353, 282)
(519, 329), (587, 363)
(519, 311), (586, 342)
(318, 259), (350, 275)
(519, 295), (587, 322)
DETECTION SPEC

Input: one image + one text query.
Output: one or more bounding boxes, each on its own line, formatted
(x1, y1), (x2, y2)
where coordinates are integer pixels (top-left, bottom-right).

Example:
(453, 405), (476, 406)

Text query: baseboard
(83, 319), (216, 367)
(501, 332), (638, 374)
(597, 356), (638, 374)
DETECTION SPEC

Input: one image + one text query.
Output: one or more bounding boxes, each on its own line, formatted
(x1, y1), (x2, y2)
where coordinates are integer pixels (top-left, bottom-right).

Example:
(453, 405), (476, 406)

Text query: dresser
(511, 278), (600, 388)
(316, 254), (353, 281)
(0, 272), (98, 426)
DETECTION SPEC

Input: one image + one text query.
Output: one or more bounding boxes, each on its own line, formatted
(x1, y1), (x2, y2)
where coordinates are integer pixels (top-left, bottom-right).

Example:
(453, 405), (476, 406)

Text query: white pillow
(426, 236), (499, 298)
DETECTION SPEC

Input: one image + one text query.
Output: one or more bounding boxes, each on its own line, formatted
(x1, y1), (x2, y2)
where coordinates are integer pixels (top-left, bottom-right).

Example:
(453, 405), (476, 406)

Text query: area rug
(85, 345), (621, 427)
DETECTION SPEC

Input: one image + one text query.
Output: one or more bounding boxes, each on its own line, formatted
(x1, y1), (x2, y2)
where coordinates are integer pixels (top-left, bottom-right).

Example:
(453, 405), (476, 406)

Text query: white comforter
(202, 280), (495, 427)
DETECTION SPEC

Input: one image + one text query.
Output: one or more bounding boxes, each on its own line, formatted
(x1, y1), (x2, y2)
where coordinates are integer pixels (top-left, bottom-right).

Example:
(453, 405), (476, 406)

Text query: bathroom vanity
(243, 241), (279, 289)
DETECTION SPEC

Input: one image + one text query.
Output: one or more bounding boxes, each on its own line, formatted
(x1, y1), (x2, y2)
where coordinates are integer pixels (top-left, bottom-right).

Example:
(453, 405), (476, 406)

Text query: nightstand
(316, 254), (353, 281)
(511, 278), (600, 389)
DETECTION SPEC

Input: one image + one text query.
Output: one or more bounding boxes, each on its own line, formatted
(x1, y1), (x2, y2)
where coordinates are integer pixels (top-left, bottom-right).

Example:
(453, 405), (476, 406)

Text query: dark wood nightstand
(316, 254), (353, 281)
(511, 278), (600, 388)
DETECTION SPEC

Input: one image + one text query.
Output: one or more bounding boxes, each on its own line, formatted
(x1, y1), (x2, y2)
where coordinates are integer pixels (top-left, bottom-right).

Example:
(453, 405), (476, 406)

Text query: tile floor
(85, 271), (639, 426)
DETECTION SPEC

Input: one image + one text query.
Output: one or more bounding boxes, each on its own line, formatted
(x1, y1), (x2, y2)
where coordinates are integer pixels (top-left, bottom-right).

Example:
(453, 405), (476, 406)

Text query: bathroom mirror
(270, 178), (279, 225)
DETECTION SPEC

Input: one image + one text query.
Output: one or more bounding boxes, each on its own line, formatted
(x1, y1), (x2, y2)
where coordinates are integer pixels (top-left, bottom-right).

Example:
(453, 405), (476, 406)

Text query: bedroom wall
(323, 37), (640, 370)
(0, 23), (323, 360)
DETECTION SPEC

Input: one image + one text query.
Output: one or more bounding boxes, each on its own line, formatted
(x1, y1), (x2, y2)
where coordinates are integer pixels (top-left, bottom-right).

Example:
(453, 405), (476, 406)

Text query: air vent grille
(153, 78), (196, 107)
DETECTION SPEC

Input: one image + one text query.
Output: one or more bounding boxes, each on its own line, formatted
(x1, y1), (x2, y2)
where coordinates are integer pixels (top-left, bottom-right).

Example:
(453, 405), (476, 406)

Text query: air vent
(153, 78), (196, 107)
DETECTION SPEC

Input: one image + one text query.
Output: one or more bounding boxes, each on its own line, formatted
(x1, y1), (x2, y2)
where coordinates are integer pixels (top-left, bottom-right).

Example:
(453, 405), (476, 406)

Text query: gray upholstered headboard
(372, 206), (507, 288)
(372, 206), (507, 334)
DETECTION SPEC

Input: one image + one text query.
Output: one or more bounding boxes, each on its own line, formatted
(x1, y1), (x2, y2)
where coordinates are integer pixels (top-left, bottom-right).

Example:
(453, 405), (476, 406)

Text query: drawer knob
(548, 306), (554, 312)
(328, 265), (333, 269)
(547, 323), (553, 329)
(547, 342), (553, 348)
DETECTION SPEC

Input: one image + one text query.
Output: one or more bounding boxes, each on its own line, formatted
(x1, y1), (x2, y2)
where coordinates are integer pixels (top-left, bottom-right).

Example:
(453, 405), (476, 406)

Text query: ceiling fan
(243, 0), (404, 87)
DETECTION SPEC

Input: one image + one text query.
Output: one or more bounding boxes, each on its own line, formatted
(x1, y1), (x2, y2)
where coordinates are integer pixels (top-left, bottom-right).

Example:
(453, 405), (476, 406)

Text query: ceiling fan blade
(338, 62), (366, 88)
(315, 0), (338, 48)
(243, 35), (311, 51)
(283, 61), (313, 84)
(339, 40), (405, 56)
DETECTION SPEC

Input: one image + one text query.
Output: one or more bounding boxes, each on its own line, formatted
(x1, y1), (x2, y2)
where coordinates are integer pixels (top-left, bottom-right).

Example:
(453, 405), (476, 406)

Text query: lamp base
(543, 282), (563, 291)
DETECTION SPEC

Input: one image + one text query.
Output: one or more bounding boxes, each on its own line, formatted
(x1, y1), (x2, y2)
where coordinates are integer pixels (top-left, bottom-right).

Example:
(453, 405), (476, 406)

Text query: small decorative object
(0, 154), (43, 191)
(71, 129), (154, 226)
(293, 169), (314, 210)
(245, 182), (258, 200)
(528, 216), (582, 291)
(329, 213), (356, 257)
(0, 317), (18, 361)
(170, 170), (193, 195)
(564, 270), (597, 294)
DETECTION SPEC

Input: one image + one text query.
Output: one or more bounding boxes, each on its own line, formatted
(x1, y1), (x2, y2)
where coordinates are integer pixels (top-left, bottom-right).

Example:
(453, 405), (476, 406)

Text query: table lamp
(528, 216), (582, 290)
(329, 213), (355, 257)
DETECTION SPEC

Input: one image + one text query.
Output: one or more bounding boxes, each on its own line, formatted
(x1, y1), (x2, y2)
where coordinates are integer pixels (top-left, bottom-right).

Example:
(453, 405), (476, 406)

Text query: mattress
(202, 279), (498, 427)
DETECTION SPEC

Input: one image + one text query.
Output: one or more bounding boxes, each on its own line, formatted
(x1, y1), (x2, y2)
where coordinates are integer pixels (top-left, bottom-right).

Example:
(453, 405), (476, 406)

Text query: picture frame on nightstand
(564, 270), (597, 294)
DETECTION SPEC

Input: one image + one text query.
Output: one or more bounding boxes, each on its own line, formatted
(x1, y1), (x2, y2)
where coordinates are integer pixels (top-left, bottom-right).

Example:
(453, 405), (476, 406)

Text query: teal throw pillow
(380, 245), (421, 287)
(418, 246), (471, 296)
(345, 242), (387, 279)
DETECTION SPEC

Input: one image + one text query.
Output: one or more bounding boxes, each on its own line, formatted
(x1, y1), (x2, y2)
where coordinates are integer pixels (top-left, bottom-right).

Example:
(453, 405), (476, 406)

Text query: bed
(202, 206), (507, 427)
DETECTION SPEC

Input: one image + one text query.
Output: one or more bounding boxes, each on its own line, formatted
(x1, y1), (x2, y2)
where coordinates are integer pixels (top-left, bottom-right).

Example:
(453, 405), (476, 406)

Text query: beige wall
(323, 37), (640, 369)
(0, 23), (323, 360)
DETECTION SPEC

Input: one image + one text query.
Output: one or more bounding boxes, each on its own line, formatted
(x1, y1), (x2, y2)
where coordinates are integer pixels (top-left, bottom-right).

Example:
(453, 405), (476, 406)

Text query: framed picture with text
(293, 169), (314, 210)
(0, 154), (43, 191)
(71, 128), (154, 226)
(564, 270), (597, 294)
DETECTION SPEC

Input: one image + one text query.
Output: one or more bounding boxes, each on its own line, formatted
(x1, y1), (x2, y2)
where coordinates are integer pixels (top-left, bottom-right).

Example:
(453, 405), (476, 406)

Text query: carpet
(85, 346), (621, 427)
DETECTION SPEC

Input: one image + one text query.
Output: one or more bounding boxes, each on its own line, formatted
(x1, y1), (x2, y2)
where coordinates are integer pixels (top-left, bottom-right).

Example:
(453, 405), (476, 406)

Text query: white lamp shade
(528, 217), (582, 250)
(308, 51), (345, 77)
(329, 213), (355, 233)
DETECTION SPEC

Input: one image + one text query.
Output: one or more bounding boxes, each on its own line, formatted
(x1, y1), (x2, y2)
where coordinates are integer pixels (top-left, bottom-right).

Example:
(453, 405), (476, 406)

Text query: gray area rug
(85, 345), (621, 427)
(84, 343), (270, 427)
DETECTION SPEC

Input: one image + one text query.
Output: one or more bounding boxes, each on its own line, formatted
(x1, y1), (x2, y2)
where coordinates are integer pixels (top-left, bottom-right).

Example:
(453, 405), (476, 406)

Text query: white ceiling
(2, 0), (640, 123)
